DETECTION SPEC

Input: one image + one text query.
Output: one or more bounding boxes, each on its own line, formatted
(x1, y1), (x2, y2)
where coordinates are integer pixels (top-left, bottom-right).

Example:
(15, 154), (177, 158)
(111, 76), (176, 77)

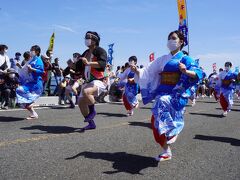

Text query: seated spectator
(0, 68), (19, 109)
(63, 56), (84, 108)
(57, 75), (70, 105)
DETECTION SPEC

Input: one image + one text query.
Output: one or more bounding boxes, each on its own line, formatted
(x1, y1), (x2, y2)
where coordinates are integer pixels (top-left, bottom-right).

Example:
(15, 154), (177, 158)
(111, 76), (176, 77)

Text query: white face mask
(129, 60), (135, 66)
(4, 49), (8, 54)
(85, 39), (92, 47)
(9, 74), (15, 78)
(225, 66), (230, 71)
(30, 51), (36, 57)
(73, 57), (78, 63)
(167, 39), (180, 52)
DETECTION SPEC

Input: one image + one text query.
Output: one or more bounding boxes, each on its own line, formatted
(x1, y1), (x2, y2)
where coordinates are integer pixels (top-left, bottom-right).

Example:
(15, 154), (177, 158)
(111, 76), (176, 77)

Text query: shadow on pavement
(194, 135), (240, 146)
(215, 108), (240, 112)
(189, 112), (223, 118)
(65, 151), (158, 175)
(0, 116), (25, 122)
(97, 112), (127, 117)
(21, 125), (81, 134)
(196, 101), (217, 104)
(108, 102), (123, 105)
(227, 108), (239, 112)
(128, 121), (151, 129)
(50, 106), (70, 109)
(139, 107), (152, 110)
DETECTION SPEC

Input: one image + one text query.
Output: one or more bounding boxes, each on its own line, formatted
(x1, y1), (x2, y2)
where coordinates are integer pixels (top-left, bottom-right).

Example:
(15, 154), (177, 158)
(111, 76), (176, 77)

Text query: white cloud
(195, 52), (240, 62)
(221, 36), (240, 44)
(193, 52), (240, 74)
(53, 24), (77, 33)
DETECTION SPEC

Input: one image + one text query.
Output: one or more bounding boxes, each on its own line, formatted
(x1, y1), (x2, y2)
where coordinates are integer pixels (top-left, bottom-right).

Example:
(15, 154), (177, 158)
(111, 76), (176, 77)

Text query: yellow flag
(177, 0), (188, 46)
(177, 0), (187, 25)
(48, 32), (55, 52)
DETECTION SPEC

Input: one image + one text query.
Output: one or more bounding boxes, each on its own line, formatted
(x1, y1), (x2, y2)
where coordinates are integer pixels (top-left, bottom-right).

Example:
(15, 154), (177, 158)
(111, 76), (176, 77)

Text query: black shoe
(69, 104), (75, 108)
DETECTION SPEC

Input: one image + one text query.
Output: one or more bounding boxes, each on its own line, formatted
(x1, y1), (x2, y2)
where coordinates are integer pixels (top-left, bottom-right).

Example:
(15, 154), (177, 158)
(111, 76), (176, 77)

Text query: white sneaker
(155, 151), (172, 162)
(25, 115), (38, 120)
(127, 110), (134, 116)
(167, 135), (178, 144)
(191, 99), (196, 107)
(135, 103), (139, 109)
(222, 111), (227, 117)
(130, 109), (133, 116)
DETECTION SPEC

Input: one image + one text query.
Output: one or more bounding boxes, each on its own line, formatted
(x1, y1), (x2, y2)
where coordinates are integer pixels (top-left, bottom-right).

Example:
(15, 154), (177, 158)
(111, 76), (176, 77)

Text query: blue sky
(0, 0), (239, 75)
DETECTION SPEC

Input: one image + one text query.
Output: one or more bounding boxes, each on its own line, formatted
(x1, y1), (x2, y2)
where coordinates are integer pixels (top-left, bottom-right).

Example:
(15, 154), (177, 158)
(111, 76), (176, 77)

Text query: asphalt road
(0, 98), (239, 180)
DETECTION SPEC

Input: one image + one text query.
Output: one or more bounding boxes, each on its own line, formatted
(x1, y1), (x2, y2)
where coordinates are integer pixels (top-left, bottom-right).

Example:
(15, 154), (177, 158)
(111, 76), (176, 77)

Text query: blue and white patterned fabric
(189, 85), (197, 101)
(219, 70), (238, 90)
(118, 67), (139, 107)
(16, 56), (44, 105)
(136, 51), (203, 137)
(218, 69), (238, 109)
(124, 81), (139, 108)
(152, 95), (185, 137)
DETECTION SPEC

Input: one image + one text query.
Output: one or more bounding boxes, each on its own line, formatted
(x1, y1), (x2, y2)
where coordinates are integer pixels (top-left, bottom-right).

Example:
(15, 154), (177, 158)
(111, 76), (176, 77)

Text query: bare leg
(78, 84), (98, 117)
(26, 103), (38, 119)
(78, 97), (89, 117)
(78, 84), (99, 130)
(162, 141), (172, 153)
(82, 86), (97, 104)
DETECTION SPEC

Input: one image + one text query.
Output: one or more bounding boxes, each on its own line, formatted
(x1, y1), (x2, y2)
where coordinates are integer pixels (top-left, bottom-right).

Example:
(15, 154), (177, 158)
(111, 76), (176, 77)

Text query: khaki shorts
(66, 79), (84, 92)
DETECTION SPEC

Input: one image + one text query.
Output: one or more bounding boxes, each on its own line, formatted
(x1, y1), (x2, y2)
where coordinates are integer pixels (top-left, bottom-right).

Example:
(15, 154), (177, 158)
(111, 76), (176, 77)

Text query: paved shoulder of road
(0, 98), (239, 180)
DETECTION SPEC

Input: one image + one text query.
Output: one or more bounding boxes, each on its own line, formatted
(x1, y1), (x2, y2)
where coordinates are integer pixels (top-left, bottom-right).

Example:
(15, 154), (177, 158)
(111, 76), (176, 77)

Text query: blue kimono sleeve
(233, 72), (238, 79)
(32, 58), (44, 76)
(181, 56), (203, 86)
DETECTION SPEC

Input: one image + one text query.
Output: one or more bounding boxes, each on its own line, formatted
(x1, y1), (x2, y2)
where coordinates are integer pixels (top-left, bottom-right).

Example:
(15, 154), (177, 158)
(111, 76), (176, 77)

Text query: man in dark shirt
(52, 58), (63, 95)
(0, 68), (19, 109)
(42, 54), (52, 96)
